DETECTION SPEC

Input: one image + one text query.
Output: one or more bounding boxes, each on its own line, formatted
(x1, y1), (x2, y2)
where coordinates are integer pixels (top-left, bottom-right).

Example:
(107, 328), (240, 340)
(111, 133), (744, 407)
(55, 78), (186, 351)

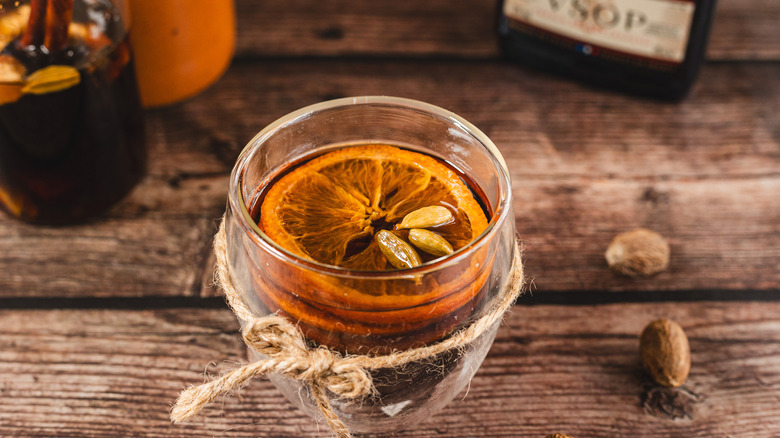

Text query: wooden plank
(234, 0), (780, 61)
(0, 176), (227, 298)
(234, 0), (499, 59)
(708, 0), (780, 61)
(186, 61), (780, 182)
(173, 60), (780, 294)
(514, 177), (780, 293)
(1, 302), (779, 436)
(1, 60), (777, 298)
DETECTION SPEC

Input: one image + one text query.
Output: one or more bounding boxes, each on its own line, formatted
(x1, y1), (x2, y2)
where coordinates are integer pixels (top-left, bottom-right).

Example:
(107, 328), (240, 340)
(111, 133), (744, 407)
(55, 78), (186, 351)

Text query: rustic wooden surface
(2, 61), (777, 298)
(1, 302), (779, 437)
(1, 0), (778, 436)
(234, 0), (780, 61)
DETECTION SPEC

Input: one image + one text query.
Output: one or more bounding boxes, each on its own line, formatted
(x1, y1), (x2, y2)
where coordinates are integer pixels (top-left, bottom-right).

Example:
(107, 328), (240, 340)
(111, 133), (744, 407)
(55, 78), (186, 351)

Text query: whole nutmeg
(640, 319), (691, 387)
(605, 228), (670, 277)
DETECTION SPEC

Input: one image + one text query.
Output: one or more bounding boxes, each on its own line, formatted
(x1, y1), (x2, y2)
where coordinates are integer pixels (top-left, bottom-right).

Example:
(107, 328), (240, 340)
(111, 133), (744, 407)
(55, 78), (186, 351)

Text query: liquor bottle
(0, 0), (146, 224)
(498, 0), (718, 100)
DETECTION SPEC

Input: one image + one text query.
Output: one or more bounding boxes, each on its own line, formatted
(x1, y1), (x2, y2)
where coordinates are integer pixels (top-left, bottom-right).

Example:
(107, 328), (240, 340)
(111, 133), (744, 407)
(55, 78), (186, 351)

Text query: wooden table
(2, 0), (779, 436)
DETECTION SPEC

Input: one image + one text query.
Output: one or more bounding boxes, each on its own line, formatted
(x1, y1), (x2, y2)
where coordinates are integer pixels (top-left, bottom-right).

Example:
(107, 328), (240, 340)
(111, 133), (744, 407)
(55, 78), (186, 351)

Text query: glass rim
(228, 95), (513, 279)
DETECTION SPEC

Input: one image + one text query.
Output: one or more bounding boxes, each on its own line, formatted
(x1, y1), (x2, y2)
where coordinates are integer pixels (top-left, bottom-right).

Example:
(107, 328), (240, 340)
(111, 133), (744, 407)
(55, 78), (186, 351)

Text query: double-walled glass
(225, 96), (515, 433)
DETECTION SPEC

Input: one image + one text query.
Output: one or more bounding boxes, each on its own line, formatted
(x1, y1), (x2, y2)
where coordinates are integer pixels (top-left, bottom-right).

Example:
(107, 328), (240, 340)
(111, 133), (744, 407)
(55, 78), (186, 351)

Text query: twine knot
(241, 316), (374, 399)
(243, 316), (309, 355)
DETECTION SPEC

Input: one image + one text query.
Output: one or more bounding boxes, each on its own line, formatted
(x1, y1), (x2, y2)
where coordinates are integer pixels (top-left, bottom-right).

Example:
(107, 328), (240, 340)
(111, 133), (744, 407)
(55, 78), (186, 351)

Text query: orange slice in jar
(260, 144), (488, 270)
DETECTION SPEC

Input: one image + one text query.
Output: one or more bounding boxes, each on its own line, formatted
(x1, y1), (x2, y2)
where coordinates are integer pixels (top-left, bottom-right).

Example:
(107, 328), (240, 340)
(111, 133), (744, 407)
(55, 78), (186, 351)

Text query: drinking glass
(223, 96), (515, 433)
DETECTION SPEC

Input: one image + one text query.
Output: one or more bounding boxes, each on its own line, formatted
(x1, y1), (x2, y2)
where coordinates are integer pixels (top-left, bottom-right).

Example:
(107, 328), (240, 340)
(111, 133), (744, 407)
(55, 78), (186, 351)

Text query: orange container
(127, 0), (236, 107)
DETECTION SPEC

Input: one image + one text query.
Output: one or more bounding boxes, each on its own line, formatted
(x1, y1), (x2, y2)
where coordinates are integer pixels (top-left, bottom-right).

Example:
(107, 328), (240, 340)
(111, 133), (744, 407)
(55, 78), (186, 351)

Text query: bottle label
(503, 0), (695, 64)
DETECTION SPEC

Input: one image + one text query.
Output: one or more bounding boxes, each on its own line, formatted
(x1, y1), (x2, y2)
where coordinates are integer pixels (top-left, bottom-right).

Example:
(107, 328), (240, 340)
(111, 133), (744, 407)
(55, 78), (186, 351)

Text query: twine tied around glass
(170, 218), (525, 438)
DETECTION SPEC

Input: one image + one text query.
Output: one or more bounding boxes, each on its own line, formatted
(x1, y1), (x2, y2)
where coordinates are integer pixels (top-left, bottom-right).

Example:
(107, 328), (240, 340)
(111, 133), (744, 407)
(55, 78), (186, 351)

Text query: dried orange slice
(259, 144), (488, 271)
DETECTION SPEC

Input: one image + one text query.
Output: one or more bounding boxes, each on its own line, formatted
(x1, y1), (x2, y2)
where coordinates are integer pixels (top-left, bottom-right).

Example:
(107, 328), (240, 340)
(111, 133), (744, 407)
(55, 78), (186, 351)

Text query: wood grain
(0, 178), (226, 298)
(0, 2), (776, 435)
(234, 0), (780, 61)
(1, 60), (777, 298)
(0, 302), (778, 436)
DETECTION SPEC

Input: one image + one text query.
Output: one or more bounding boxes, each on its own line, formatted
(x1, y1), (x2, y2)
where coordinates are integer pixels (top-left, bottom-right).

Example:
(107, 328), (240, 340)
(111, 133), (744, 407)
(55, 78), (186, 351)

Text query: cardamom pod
(375, 230), (421, 269)
(22, 65), (81, 95)
(408, 228), (454, 257)
(397, 205), (453, 229)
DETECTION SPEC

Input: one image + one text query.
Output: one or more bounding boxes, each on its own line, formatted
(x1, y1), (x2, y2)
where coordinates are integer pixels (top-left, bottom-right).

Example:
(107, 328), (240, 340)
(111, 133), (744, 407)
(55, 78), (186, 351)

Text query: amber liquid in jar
(246, 144), (494, 355)
(0, 1), (146, 224)
(245, 143), (496, 415)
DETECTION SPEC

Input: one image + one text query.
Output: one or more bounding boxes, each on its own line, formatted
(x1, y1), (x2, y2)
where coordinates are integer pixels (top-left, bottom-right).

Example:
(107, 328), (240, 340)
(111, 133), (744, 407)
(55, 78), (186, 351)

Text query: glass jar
(224, 96), (516, 434)
(0, 0), (146, 224)
(127, 0), (236, 107)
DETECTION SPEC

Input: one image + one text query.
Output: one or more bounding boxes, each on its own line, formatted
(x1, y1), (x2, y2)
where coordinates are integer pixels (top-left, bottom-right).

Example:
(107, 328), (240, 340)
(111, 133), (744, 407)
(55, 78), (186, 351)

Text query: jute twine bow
(171, 218), (525, 438)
